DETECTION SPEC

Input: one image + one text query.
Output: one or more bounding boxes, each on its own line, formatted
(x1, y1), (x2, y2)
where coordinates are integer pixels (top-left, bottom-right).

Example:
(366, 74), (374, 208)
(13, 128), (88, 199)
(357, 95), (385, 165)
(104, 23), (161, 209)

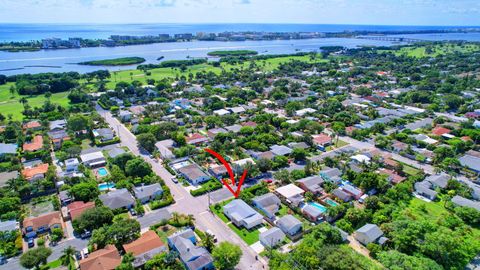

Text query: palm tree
(60, 246), (77, 270)
(201, 233), (215, 252)
(172, 212), (180, 224)
(19, 97), (28, 107)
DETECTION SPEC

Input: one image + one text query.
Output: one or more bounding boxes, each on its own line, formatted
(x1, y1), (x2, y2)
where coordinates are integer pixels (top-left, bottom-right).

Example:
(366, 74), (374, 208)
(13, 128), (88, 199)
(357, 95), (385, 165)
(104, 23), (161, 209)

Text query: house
(213, 109), (231, 116)
(0, 220), (18, 234)
(260, 227), (285, 248)
(0, 171), (19, 187)
(342, 184), (363, 200)
(48, 130), (70, 149)
(295, 108), (317, 116)
(49, 119), (67, 131)
(354, 224), (384, 246)
(133, 183), (163, 204)
(67, 201), (95, 220)
(431, 126), (452, 137)
(459, 154), (480, 173)
(302, 204), (323, 222)
(0, 143), (17, 156)
(391, 141), (408, 153)
(79, 245), (121, 270)
(129, 105), (146, 116)
(276, 184), (305, 207)
(250, 151), (275, 161)
(270, 145), (293, 156)
(185, 133), (209, 145)
(65, 158), (80, 172)
(155, 139), (175, 159)
(207, 128), (227, 139)
(93, 128), (115, 142)
(225, 124), (242, 133)
(451, 195), (480, 211)
(22, 163), (49, 182)
(425, 173), (450, 189)
(99, 188), (135, 210)
(123, 230), (166, 268)
(23, 120), (42, 131)
(23, 211), (63, 238)
(209, 164), (228, 180)
(23, 135), (43, 152)
(177, 163), (210, 185)
(59, 190), (73, 206)
(319, 167), (342, 184)
(229, 106), (246, 114)
(276, 215), (302, 236)
(332, 188), (353, 202)
(312, 134), (332, 150)
(378, 168), (405, 184)
(415, 134), (438, 145)
(296, 176), (324, 195)
(414, 180), (437, 200)
(223, 199), (263, 229)
(168, 229), (214, 270)
(80, 151), (106, 168)
(288, 142), (309, 150)
(252, 193), (281, 219)
(241, 121), (257, 128)
(350, 154), (371, 164)
(107, 147), (126, 158)
(119, 110), (133, 122)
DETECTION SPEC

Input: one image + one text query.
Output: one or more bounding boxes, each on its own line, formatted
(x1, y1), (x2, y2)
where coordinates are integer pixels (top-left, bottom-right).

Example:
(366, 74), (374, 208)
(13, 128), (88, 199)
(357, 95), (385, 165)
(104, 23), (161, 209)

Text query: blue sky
(1, 0), (479, 25)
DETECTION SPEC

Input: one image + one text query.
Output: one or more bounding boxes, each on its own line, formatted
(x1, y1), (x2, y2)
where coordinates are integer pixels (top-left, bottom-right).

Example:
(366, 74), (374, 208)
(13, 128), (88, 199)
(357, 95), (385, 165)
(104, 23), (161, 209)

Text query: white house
(223, 199), (263, 229)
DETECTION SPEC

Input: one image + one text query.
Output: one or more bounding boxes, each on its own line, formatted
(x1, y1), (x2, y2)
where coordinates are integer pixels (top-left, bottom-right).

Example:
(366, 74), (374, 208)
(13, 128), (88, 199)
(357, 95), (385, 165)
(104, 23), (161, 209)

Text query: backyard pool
(324, 198), (339, 207)
(98, 182), (115, 191)
(307, 202), (327, 213)
(97, 167), (109, 177)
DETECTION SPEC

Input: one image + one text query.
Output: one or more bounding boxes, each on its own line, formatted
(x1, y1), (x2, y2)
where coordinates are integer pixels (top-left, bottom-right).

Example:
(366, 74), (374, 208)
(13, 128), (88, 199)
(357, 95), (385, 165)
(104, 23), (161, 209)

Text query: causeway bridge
(356, 35), (426, 43)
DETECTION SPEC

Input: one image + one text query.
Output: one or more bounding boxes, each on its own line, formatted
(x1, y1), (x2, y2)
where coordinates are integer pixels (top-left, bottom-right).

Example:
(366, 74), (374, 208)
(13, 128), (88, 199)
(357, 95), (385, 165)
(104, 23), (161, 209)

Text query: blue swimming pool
(98, 182), (115, 191)
(97, 167), (108, 177)
(308, 202), (327, 213)
(325, 199), (339, 207)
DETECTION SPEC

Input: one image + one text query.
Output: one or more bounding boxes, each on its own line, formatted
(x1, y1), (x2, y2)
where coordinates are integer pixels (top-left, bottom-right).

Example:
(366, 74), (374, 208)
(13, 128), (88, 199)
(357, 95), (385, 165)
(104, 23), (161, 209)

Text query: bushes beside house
(190, 179), (222, 197)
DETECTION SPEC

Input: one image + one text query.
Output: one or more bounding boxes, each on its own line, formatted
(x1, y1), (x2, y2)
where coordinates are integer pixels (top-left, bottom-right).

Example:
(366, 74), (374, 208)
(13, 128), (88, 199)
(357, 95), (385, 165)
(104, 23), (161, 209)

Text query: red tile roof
(123, 230), (165, 256)
(22, 163), (49, 180)
(185, 133), (208, 144)
(23, 211), (62, 231)
(79, 245), (121, 270)
(241, 121), (257, 127)
(431, 126), (452, 136)
(23, 135), (43, 152)
(23, 121), (41, 130)
(312, 134), (332, 146)
(68, 201), (95, 220)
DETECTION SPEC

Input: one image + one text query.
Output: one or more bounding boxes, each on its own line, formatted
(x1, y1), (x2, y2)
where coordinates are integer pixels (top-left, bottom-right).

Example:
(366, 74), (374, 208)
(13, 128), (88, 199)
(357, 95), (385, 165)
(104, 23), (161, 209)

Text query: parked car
(206, 229), (217, 243)
(82, 248), (89, 258)
(172, 176), (178, 183)
(27, 238), (34, 248)
(129, 208), (137, 216)
(75, 251), (82, 260)
(80, 230), (91, 239)
(263, 179), (273, 183)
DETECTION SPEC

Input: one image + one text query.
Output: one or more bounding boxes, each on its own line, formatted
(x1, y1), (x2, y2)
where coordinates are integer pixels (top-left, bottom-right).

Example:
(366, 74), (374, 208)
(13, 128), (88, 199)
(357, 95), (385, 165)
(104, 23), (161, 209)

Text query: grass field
(0, 54), (326, 120)
(228, 223), (262, 245)
(0, 82), (70, 120)
(382, 44), (480, 58)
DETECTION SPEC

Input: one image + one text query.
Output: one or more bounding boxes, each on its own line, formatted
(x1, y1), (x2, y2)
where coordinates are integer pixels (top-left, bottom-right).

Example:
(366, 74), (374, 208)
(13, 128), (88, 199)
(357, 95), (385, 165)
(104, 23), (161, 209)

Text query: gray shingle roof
(277, 215), (302, 232)
(253, 193), (280, 216)
(356, 223), (383, 243)
(99, 188), (135, 209)
(133, 183), (163, 200)
(270, 145), (293, 156)
(0, 143), (17, 155)
(451, 195), (480, 211)
(296, 176), (324, 193)
(0, 220), (18, 232)
(459, 155), (480, 172)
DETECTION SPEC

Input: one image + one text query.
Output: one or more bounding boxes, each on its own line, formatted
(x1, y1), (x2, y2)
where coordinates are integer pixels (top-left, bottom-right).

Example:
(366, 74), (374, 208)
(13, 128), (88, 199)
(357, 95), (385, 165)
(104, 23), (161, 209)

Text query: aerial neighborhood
(0, 38), (480, 270)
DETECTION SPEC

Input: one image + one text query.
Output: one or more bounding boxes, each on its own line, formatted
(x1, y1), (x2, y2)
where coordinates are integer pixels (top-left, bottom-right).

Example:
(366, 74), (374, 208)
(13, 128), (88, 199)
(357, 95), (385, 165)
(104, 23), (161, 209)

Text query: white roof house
(295, 108), (317, 116)
(80, 151), (106, 167)
(223, 200), (263, 229)
(350, 154), (371, 164)
(213, 109), (231, 116)
(276, 184), (305, 206)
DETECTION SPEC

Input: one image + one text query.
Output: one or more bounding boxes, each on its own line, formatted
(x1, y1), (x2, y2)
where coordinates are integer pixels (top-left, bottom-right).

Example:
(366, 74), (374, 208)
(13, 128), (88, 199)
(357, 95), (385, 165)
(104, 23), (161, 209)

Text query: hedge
(190, 179), (222, 197)
(95, 137), (121, 147)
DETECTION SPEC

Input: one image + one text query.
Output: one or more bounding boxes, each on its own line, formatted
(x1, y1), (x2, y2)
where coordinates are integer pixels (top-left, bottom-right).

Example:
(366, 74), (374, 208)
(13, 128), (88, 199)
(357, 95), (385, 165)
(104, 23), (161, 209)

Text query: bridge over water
(356, 35), (426, 43)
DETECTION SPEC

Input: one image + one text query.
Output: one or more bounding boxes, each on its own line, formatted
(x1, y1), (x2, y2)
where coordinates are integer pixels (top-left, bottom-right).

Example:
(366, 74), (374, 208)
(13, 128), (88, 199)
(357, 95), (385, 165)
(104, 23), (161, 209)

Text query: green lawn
(381, 44), (480, 58)
(209, 198), (233, 223)
(0, 82), (70, 120)
(155, 225), (178, 243)
(401, 163), (421, 176)
(227, 223), (261, 245)
(43, 258), (62, 269)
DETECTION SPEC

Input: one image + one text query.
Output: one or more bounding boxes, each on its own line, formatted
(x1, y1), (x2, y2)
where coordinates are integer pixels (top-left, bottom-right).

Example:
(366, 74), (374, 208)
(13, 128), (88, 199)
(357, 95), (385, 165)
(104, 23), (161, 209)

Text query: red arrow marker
(205, 148), (247, 198)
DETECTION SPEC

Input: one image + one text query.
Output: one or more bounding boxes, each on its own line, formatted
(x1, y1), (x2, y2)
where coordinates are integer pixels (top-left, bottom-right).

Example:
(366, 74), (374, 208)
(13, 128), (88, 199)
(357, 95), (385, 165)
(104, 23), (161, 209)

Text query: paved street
(339, 136), (435, 175)
(96, 105), (267, 270)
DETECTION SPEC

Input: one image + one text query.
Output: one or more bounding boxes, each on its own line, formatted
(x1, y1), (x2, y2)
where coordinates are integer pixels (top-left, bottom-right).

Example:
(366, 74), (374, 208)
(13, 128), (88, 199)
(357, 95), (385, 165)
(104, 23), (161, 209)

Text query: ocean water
(0, 23), (475, 42)
(1, 23), (480, 75)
